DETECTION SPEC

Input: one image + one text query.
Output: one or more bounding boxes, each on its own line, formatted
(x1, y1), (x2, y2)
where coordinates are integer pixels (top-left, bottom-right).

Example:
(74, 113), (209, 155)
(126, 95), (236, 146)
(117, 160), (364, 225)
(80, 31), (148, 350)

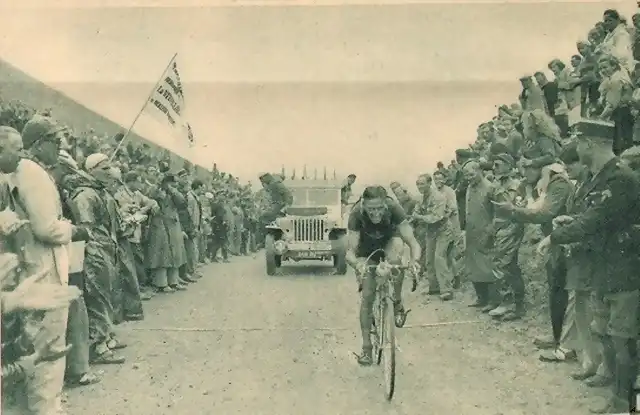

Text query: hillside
(0, 58), (205, 175)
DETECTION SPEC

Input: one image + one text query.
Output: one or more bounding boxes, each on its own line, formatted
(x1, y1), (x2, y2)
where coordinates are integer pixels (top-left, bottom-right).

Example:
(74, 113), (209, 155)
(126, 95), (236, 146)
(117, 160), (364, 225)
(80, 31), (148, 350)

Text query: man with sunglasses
(9, 116), (87, 415)
(346, 185), (421, 366)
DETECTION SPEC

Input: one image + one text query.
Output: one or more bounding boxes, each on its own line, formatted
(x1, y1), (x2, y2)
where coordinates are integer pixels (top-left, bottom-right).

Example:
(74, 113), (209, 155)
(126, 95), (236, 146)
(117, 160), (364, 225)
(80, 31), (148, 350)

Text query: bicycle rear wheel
(381, 296), (396, 401)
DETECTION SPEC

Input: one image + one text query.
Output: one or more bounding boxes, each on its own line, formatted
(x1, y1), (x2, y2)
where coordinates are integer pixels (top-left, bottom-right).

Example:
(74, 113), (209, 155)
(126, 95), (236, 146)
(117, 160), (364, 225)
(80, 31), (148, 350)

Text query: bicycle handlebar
(364, 264), (410, 271)
(360, 262), (418, 292)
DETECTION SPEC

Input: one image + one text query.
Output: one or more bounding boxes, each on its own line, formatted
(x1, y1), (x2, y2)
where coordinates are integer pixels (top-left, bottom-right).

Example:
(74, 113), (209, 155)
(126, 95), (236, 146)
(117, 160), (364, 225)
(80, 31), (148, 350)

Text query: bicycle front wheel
(382, 296), (396, 401)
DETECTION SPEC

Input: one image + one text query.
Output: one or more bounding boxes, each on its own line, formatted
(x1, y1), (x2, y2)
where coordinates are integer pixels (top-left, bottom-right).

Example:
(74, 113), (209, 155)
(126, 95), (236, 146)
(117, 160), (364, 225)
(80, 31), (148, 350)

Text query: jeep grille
(293, 218), (325, 241)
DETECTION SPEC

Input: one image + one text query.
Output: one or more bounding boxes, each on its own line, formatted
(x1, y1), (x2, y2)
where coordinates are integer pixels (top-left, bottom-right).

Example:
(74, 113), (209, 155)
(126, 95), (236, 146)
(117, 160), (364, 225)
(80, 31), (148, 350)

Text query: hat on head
(161, 173), (176, 186)
(570, 119), (615, 141)
(492, 152), (515, 166)
(489, 141), (512, 157)
(176, 169), (189, 177)
(123, 171), (139, 183)
(455, 148), (478, 161)
(205, 192), (214, 199)
(158, 161), (170, 173)
(622, 145), (640, 159)
(621, 146), (640, 170)
(84, 153), (109, 171)
(21, 116), (65, 150)
(560, 141), (580, 164)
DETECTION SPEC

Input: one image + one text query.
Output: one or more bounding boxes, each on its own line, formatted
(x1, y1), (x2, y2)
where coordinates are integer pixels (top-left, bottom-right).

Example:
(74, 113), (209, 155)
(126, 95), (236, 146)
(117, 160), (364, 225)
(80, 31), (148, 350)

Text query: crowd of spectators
(0, 97), (265, 414)
(391, 8), (640, 414)
(5, 5), (640, 415)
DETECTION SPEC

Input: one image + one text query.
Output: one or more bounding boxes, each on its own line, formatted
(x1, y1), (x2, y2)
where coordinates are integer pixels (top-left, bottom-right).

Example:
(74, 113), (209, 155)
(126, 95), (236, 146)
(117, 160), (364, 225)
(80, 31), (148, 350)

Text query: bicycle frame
(366, 261), (408, 401)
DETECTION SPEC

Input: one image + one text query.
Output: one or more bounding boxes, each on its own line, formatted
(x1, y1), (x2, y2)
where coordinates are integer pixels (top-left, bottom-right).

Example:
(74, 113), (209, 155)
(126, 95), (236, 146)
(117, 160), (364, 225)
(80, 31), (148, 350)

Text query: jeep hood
(286, 206), (328, 216)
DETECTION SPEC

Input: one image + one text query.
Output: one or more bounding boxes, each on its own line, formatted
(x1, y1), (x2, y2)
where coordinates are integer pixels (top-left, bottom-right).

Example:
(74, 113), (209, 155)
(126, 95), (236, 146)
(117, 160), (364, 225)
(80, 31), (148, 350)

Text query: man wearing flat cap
(494, 132), (575, 356)
(519, 75), (548, 113)
(114, 171), (159, 301)
(486, 150), (527, 321)
(453, 148), (479, 230)
(11, 116), (88, 414)
(209, 188), (230, 263)
(537, 119), (640, 414)
(175, 169), (200, 282)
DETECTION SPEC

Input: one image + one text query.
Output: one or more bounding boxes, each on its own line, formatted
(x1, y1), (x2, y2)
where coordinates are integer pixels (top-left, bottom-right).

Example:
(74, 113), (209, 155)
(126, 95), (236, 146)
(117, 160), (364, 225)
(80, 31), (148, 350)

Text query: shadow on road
(272, 261), (348, 280)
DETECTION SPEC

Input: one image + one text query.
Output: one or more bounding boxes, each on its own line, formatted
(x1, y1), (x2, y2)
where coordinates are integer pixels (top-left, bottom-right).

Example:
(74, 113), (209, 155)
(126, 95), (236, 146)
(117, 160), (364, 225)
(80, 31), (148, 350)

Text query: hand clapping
(3, 269), (81, 314)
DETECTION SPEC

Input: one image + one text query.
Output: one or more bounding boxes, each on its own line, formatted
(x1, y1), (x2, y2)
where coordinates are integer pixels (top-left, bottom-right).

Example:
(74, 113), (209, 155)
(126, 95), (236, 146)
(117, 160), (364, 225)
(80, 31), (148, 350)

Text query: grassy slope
(0, 58), (208, 178)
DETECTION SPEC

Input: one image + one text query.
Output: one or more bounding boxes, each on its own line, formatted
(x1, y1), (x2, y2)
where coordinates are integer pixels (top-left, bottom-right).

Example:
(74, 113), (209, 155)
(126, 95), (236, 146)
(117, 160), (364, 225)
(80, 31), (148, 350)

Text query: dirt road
(66, 255), (602, 415)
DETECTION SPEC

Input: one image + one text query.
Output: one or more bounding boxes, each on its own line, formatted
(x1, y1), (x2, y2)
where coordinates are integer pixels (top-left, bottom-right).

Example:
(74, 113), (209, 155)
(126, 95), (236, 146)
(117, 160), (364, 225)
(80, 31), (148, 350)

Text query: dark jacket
(510, 173), (574, 236)
(550, 158), (640, 293)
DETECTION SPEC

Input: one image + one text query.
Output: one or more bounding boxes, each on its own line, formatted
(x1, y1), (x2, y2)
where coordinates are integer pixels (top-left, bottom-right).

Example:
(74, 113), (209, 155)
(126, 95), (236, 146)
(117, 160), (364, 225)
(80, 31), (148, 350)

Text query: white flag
(145, 57), (194, 146)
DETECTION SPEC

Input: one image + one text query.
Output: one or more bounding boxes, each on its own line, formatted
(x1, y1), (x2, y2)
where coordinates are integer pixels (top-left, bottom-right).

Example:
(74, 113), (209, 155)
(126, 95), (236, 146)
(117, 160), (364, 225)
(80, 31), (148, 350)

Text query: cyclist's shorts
(356, 247), (387, 264)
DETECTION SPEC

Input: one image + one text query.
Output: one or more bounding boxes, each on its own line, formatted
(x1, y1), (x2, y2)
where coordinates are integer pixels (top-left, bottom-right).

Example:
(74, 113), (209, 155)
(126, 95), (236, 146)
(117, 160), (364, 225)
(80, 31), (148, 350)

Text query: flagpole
(109, 52), (178, 162)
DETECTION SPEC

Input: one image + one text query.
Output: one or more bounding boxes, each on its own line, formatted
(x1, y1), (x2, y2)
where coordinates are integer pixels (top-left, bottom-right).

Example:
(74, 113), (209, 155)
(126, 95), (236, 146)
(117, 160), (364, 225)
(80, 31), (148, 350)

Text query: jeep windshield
(290, 188), (339, 207)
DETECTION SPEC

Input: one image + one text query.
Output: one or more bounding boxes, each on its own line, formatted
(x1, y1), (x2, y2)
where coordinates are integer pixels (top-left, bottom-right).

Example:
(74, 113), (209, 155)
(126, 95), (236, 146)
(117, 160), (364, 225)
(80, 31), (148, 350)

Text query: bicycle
(356, 249), (417, 401)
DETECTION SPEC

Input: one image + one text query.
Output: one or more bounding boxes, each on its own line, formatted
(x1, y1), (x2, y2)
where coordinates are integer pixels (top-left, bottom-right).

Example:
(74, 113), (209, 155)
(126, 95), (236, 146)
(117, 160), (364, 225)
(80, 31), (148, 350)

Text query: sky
(0, 1), (636, 187)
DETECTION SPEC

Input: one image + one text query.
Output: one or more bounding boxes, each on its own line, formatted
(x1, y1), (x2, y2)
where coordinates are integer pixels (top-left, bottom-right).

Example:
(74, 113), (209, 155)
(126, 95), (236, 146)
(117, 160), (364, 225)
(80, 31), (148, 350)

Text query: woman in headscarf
(520, 108), (563, 169)
(596, 54), (635, 154)
(62, 153), (126, 365)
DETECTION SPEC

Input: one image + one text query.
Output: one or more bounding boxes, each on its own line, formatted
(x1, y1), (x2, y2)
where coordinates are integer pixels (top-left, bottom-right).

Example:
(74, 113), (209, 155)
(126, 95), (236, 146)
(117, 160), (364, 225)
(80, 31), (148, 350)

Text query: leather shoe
(570, 368), (597, 380)
(481, 304), (497, 313)
(468, 300), (487, 308)
(585, 375), (613, 388)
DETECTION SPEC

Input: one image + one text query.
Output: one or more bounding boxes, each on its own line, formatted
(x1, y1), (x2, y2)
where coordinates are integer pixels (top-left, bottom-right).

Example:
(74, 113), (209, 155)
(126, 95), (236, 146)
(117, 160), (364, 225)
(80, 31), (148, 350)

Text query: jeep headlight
(277, 219), (293, 239)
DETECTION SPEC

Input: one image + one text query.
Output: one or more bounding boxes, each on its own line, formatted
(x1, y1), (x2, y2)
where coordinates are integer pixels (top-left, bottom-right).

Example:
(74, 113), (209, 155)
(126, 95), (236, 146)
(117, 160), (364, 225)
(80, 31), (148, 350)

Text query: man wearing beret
(537, 119), (640, 414)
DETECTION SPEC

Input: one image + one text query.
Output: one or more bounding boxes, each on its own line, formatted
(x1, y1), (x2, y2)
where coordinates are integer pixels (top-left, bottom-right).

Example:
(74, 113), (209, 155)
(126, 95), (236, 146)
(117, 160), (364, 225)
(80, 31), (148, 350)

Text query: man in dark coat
(453, 148), (479, 230)
(175, 169), (198, 283)
(258, 173), (293, 224)
(537, 119), (640, 414)
(209, 190), (230, 263)
(493, 153), (574, 331)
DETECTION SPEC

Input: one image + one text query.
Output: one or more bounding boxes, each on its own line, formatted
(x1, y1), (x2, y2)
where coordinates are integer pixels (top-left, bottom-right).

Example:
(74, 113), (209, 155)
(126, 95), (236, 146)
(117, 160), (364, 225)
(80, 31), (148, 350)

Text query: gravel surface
(65, 255), (606, 415)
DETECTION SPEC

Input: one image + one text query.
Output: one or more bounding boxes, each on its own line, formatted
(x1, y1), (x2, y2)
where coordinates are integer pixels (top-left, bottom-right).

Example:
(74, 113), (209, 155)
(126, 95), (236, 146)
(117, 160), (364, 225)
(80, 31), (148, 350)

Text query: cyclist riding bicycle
(346, 185), (422, 366)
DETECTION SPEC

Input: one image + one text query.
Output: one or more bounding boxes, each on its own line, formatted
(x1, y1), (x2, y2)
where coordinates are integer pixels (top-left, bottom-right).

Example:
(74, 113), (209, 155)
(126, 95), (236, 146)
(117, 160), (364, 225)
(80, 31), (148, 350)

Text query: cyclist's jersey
(347, 196), (406, 260)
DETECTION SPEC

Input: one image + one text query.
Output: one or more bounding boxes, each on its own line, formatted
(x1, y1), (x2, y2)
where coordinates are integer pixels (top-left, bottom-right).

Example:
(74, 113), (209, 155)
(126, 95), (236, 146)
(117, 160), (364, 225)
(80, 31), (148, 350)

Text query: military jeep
(264, 178), (348, 275)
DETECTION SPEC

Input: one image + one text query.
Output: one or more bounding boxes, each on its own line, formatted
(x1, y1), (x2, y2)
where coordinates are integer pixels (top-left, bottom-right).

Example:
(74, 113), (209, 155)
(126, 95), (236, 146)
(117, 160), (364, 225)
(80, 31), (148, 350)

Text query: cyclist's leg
(384, 236), (405, 308)
(359, 262), (376, 353)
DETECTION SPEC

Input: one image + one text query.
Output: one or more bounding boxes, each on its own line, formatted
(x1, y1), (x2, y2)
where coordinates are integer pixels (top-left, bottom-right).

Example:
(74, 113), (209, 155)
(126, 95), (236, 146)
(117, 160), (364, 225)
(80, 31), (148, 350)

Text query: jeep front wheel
(333, 234), (348, 275)
(265, 234), (278, 276)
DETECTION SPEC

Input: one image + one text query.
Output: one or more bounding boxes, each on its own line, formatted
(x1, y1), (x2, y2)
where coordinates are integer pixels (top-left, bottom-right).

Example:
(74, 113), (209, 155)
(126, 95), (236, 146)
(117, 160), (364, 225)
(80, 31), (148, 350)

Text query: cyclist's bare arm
(345, 230), (361, 269)
(397, 221), (421, 264)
